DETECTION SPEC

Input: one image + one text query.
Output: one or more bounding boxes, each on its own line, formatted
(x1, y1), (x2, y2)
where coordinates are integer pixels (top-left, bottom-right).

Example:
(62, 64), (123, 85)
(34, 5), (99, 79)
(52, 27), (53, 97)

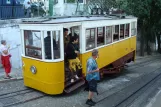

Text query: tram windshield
(24, 30), (42, 59)
(24, 30), (61, 60)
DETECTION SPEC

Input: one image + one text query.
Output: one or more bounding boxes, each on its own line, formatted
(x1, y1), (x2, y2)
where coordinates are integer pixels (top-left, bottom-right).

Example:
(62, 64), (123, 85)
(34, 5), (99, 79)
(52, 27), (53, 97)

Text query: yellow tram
(19, 15), (137, 95)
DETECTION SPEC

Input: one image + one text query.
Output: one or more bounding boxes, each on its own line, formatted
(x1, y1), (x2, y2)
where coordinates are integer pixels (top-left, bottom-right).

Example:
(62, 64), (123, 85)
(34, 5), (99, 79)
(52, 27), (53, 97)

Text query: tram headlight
(30, 66), (37, 74)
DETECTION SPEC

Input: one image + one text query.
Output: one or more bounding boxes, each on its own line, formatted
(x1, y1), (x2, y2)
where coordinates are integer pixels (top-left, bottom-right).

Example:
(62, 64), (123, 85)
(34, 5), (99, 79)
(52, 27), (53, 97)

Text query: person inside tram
(64, 28), (70, 50)
(44, 31), (57, 59)
(66, 35), (82, 83)
(68, 27), (80, 50)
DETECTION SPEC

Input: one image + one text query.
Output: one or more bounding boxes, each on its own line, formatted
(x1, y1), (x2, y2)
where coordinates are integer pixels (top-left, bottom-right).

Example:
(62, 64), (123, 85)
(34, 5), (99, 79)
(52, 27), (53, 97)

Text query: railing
(0, 6), (28, 19)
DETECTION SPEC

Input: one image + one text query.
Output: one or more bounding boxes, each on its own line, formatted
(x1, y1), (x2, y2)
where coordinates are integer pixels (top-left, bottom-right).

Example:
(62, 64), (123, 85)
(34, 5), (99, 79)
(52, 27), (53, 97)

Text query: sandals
(4, 77), (10, 79)
(4, 75), (12, 79)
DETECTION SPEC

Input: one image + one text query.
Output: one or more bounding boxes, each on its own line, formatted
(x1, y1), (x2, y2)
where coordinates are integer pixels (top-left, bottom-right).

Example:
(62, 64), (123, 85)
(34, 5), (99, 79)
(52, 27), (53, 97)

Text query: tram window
(86, 28), (95, 50)
(24, 30), (42, 59)
(131, 22), (136, 36)
(125, 24), (130, 38)
(113, 25), (119, 41)
(44, 31), (60, 60)
(97, 27), (105, 47)
(120, 24), (125, 39)
(106, 26), (112, 44)
(52, 31), (61, 59)
(69, 26), (80, 37)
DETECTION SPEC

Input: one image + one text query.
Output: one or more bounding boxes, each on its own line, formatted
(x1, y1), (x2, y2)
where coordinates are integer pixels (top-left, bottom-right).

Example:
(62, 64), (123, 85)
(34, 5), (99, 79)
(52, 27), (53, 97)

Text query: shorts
(84, 79), (98, 94)
(68, 57), (82, 72)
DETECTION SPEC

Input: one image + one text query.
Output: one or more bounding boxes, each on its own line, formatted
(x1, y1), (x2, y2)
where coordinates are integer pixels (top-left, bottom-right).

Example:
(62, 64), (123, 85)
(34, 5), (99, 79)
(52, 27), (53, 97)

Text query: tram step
(64, 78), (85, 93)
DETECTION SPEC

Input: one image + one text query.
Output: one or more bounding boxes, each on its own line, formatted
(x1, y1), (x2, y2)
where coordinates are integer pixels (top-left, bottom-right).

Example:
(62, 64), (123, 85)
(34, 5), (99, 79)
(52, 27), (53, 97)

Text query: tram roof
(21, 15), (137, 24)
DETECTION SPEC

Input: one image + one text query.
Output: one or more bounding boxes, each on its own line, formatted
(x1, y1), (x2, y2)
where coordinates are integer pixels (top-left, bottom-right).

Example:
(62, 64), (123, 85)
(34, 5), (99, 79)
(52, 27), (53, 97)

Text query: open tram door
(63, 24), (85, 93)
(20, 22), (85, 95)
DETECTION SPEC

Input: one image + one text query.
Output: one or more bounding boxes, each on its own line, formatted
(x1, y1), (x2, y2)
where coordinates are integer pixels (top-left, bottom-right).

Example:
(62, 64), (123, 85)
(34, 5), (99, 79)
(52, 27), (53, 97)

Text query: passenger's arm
(2, 46), (10, 55)
(87, 62), (99, 74)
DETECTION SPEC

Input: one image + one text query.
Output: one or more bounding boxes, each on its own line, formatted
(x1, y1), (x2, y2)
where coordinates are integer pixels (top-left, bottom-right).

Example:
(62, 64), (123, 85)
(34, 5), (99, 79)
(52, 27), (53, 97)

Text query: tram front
(20, 24), (64, 94)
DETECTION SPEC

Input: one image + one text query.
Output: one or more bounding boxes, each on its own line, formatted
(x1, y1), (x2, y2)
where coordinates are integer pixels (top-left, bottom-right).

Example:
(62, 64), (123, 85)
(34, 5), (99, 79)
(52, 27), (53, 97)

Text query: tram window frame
(86, 28), (96, 50)
(24, 30), (42, 59)
(43, 30), (61, 60)
(97, 27), (105, 47)
(125, 23), (130, 38)
(131, 22), (137, 36)
(120, 24), (125, 39)
(106, 26), (112, 44)
(113, 25), (119, 42)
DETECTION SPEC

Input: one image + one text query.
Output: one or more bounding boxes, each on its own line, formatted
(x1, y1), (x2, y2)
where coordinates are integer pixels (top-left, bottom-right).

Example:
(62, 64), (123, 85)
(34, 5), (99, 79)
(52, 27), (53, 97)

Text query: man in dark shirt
(44, 31), (57, 59)
(64, 28), (70, 51)
(66, 36), (82, 83)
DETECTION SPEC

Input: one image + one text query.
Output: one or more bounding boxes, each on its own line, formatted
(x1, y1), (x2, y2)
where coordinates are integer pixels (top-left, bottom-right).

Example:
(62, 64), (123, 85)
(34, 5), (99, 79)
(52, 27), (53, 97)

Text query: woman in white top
(0, 40), (12, 79)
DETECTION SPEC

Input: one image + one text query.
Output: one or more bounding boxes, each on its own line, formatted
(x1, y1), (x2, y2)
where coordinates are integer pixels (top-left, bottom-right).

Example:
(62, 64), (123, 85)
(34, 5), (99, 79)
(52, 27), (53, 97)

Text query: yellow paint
(81, 36), (136, 75)
(22, 36), (136, 95)
(22, 57), (64, 94)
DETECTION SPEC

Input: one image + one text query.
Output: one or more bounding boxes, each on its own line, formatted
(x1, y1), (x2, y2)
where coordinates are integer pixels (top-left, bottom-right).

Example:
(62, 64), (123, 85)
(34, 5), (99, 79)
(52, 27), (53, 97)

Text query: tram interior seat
(113, 33), (119, 41)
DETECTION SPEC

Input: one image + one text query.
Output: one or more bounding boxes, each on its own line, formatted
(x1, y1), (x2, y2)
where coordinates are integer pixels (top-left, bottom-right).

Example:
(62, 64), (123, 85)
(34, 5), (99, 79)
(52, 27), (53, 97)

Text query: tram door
(64, 26), (82, 80)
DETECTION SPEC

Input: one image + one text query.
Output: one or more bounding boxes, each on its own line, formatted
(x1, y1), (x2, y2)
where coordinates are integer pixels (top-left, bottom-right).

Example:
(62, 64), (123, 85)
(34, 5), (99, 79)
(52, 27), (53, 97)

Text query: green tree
(122, 0), (161, 55)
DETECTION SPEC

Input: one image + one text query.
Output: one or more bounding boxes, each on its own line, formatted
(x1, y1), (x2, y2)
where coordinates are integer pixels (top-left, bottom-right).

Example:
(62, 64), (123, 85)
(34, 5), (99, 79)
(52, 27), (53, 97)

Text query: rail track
(0, 55), (160, 107)
(95, 58), (161, 107)
(0, 88), (45, 107)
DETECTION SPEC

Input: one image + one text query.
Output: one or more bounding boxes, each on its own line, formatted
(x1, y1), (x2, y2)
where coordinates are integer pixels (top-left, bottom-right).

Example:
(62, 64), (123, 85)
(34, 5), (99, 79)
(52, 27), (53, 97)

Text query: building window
(106, 26), (112, 44)
(65, 0), (83, 3)
(125, 24), (130, 38)
(120, 24), (124, 39)
(24, 30), (42, 59)
(131, 22), (136, 36)
(44, 31), (61, 60)
(113, 25), (119, 41)
(97, 27), (105, 47)
(86, 28), (95, 50)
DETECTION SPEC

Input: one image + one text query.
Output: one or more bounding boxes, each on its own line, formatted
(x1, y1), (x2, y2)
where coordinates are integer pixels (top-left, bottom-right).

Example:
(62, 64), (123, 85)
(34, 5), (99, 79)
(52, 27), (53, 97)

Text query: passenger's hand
(95, 68), (99, 72)
(75, 51), (79, 54)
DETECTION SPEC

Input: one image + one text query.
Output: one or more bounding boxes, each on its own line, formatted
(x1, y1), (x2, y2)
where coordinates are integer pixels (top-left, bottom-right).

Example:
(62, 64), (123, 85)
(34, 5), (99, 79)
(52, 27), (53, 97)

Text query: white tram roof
(21, 15), (137, 24)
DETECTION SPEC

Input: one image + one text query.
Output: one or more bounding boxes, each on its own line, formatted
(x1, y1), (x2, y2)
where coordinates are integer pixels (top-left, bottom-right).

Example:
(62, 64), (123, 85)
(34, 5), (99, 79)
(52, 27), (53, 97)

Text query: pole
(49, 0), (54, 16)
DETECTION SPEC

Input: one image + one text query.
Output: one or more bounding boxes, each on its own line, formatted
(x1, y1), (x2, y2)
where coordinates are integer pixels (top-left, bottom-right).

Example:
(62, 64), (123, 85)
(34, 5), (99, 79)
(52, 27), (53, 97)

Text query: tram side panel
(130, 36), (137, 61)
(81, 37), (136, 75)
(22, 57), (65, 94)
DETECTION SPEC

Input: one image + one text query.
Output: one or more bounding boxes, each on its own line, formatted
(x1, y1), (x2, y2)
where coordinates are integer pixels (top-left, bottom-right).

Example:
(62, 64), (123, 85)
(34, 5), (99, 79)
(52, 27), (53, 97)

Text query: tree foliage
(89, 0), (161, 54)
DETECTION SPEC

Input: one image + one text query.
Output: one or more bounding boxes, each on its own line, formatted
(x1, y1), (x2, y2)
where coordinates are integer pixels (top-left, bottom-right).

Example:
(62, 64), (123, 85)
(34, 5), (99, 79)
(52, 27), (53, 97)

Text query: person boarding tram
(66, 35), (82, 83)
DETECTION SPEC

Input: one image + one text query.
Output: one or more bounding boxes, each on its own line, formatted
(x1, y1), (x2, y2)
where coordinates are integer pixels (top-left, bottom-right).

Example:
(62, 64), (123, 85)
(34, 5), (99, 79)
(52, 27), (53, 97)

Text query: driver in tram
(44, 31), (58, 59)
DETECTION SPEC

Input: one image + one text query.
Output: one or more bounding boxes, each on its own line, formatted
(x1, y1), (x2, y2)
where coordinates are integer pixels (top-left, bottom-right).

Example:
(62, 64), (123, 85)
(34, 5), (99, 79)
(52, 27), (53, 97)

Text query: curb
(0, 77), (23, 83)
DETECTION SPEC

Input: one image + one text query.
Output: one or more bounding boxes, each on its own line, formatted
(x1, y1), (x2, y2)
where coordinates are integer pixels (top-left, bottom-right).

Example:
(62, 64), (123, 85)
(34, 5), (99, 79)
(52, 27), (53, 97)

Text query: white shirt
(0, 45), (9, 56)
(23, 0), (31, 9)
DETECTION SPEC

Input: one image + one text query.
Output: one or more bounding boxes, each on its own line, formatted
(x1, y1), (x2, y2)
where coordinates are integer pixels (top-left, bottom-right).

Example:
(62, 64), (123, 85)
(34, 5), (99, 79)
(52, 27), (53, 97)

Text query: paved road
(0, 55), (161, 107)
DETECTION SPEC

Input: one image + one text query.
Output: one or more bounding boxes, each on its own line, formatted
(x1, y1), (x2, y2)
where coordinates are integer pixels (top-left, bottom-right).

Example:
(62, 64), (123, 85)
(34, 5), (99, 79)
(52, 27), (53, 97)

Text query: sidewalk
(0, 67), (22, 82)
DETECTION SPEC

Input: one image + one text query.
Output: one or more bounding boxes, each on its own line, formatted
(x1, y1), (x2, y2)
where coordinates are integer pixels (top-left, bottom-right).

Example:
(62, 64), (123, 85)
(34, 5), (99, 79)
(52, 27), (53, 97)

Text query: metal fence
(0, 6), (27, 19)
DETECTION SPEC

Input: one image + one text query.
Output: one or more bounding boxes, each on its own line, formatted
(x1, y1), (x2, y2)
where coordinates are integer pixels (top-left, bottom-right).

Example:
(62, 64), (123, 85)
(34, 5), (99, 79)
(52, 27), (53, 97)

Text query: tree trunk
(140, 33), (144, 56)
(146, 40), (151, 55)
(157, 35), (161, 53)
(140, 27), (145, 56)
